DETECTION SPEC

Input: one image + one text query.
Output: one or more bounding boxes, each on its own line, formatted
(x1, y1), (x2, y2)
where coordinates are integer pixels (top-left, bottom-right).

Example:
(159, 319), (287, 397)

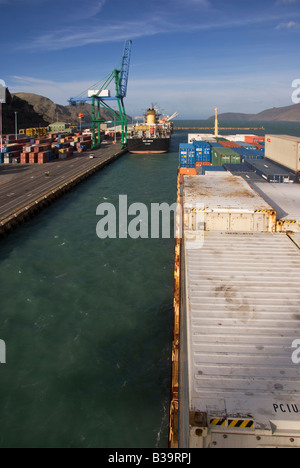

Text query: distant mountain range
(208, 103), (300, 122)
(12, 92), (131, 126)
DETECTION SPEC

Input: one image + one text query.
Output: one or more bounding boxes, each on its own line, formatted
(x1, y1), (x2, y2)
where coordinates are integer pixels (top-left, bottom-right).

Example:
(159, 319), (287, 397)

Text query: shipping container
(179, 168), (197, 176)
(193, 142), (211, 163)
(212, 147), (241, 166)
(290, 233), (300, 249)
(245, 158), (296, 183)
(223, 163), (249, 173)
(180, 144), (196, 168)
(188, 134), (215, 143)
(234, 171), (267, 184)
(183, 174), (276, 232)
(265, 135), (300, 173)
(245, 135), (265, 143)
(251, 182), (300, 233)
(179, 231), (300, 448)
(201, 165), (226, 175)
(219, 141), (241, 148)
(195, 161), (211, 168)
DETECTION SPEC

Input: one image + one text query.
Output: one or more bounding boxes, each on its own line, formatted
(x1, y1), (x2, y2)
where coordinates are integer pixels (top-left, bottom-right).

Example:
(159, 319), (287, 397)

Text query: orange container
(245, 136), (265, 143)
(179, 168), (197, 175)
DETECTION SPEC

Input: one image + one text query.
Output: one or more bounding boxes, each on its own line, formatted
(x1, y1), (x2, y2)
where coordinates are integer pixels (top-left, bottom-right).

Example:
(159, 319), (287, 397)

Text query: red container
(20, 153), (29, 164)
(38, 155), (48, 164)
(245, 136), (265, 144)
(195, 161), (212, 167)
(29, 153), (38, 163)
(219, 141), (241, 148)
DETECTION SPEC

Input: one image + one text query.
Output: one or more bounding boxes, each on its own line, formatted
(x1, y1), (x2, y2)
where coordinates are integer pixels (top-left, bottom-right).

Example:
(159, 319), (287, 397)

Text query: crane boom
(167, 112), (179, 122)
(118, 40), (132, 98)
(68, 40), (132, 149)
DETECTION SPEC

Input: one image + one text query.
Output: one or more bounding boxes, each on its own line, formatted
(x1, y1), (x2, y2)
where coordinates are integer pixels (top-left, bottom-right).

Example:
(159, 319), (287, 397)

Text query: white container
(252, 182), (300, 233)
(180, 231), (300, 448)
(188, 134), (214, 143)
(265, 134), (300, 173)
(183, 174), (276, 233)
(87, 89), (111, 98)
(290, 232), (300, 248)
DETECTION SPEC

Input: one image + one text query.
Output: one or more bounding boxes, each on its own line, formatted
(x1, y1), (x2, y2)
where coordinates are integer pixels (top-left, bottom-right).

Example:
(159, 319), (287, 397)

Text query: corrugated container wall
(181, 231), (300, 448)
(265, 135), (300, 173)
(212, 148), (241, 165)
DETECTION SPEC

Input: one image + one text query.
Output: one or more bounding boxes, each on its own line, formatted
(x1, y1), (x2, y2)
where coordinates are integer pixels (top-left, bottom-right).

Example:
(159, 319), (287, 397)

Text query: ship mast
(214, 107), (219, 136)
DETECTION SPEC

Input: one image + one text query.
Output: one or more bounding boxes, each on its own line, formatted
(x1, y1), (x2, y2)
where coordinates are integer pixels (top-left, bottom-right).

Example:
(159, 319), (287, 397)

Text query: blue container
(240, 154), (264, 163)
(194, 142), (212, 162)
(244, 158), (296, 183)
(237, 142), (257, 150)
(180, 144), (195, 168)
(223, 164), (249, 173)
(195, 147), (203, 162)
(209, 142), (223, 148)
(202, 148), (212, 162)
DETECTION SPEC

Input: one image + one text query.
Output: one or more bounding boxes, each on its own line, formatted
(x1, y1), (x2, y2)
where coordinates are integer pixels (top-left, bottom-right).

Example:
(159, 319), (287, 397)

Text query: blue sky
(1, 0), (300, 118)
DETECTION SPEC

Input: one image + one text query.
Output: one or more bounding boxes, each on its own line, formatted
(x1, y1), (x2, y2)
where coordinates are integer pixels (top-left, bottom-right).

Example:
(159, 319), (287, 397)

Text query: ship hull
(127, 137), (170, 154)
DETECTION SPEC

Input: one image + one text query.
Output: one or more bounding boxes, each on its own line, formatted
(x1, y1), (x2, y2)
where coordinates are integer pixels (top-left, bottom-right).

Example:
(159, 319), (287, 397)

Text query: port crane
(69, 40), (132, 149)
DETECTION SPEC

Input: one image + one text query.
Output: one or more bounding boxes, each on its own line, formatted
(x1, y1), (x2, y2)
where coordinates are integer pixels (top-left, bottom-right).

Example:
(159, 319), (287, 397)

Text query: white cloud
(276, 0), (299, 4)
(9, 76), (94, 105)
(276, 20), (300, 29)
(17, 7), (300, 53)
(7, 71), (297, 119)
(17, 19), (167, 52)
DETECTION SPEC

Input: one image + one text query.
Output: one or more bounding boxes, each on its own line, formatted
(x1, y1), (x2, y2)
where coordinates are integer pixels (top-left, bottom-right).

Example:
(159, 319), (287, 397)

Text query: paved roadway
(0, 143), (124, 222)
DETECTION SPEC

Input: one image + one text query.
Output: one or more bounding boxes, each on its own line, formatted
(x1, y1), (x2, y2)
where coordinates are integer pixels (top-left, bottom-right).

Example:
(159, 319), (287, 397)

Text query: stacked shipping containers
(2, 132), (93, 165)
(180, 142), (212, 169)
(176, 168), (300, 448)
(245, 158), (296, 183)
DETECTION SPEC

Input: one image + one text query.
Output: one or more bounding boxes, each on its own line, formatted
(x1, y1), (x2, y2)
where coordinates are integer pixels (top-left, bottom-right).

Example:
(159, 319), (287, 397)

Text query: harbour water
(0, 121), (299, 448)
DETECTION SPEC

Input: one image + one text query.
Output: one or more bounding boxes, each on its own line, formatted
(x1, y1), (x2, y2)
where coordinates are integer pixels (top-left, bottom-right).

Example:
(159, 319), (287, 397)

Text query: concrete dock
(0, 143), (126, 236)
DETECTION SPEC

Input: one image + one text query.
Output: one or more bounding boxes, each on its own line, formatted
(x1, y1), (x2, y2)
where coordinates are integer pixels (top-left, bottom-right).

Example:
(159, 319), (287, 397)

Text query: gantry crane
(69, 40), (132, 149)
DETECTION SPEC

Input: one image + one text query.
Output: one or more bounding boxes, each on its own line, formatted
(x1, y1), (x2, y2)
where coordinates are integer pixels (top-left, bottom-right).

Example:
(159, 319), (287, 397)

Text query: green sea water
(0, 121), (299, 448)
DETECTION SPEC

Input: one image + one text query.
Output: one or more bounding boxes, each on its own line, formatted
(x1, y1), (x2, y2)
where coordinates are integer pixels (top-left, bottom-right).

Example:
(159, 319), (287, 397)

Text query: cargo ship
(169, 133), (300, 449)
(127, 106), (177, 154)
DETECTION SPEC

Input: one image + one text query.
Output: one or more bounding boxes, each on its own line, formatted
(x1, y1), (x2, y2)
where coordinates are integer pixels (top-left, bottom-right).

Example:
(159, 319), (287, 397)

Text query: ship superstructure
(127, 106), (177, 154)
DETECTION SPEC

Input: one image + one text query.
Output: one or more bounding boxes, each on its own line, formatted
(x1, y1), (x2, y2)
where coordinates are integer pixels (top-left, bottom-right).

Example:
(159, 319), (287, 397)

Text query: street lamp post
(0, 102), (2, 153)
(15, 111), (18, 140)
(0, 80), (6, 154)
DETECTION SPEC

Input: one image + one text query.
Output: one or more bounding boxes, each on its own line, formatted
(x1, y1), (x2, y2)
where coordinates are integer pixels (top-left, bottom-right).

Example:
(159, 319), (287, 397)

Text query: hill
(1, 89), (48, 134)
(13, 92), (130, 126)
(208, 103), (300, 122)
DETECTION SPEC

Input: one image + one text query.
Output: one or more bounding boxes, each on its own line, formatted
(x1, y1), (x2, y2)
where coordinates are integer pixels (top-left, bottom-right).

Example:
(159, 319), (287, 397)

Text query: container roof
(183, 174), (274, 212)
(252, 182), (300, 223)
(184, 231), (300, 428)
